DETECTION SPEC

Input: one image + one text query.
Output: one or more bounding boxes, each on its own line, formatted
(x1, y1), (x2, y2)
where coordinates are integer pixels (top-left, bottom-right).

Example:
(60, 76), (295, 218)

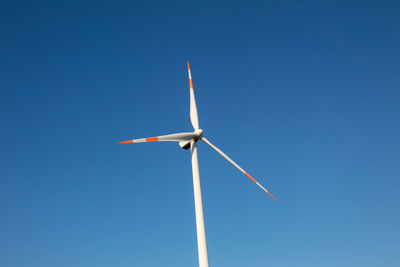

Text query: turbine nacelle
(179, 140), (191, 150)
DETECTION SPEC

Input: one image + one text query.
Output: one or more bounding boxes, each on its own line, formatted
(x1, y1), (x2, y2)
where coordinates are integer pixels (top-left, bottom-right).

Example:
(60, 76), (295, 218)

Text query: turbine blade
(187, 61), (199, 130)
(200, 137), (278, 201)
(119, 132), (197, 144)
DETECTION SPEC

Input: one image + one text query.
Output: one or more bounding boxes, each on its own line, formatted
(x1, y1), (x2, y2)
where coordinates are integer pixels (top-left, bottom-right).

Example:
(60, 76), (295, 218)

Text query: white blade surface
(119, 132), (197, 144)
(187, 61), (199, 130)
(200, 137), (278, 201)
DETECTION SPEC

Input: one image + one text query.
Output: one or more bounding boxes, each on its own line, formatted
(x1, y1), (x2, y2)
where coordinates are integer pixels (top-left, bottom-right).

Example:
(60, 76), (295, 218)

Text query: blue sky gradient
(1, 1), (400, 266)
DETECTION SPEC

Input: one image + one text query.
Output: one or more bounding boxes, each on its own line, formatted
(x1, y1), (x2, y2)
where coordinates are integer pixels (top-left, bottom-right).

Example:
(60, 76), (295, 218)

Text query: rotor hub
(194, 129), (203, 139)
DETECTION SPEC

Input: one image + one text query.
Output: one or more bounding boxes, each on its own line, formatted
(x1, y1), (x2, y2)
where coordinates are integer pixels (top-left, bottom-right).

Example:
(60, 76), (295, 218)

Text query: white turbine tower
(119, 62), (277, 267)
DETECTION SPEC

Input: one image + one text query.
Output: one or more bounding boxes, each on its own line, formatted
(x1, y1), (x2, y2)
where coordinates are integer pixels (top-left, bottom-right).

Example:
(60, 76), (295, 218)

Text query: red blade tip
(268, 191), (278, 202)
(119, 140), (133, 144)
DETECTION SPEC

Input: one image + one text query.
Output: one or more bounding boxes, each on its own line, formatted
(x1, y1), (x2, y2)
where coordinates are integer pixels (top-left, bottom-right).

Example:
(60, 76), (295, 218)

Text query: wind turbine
(119, 62), (277, 267)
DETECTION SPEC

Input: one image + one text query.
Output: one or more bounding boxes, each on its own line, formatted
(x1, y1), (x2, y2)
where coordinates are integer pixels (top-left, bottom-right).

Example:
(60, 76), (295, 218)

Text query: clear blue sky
(1, 1), (399, 266)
